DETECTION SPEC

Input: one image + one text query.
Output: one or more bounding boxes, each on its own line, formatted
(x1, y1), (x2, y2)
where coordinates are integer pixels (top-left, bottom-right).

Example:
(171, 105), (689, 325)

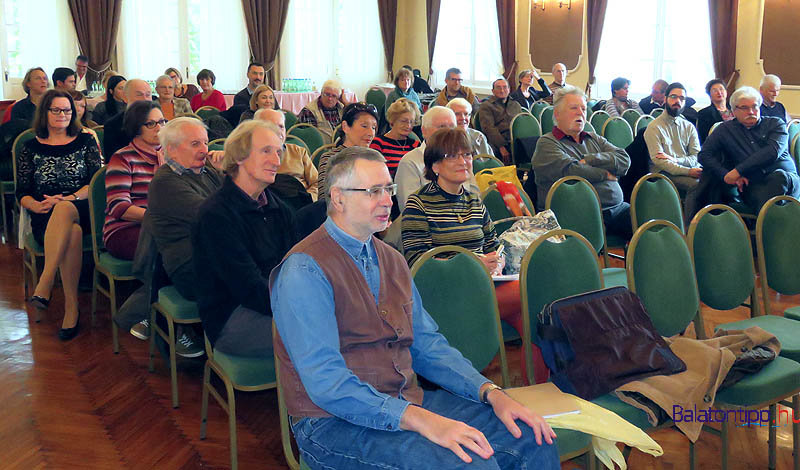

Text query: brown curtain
(67, 0), (122, 80)
(585, 0), (608, 96)
(241, 0), (290, 88)
(377, 0), (398, 80)
(709, 0), (740, 94)
(496, 0), (516, 87)
(426, 0), (441, 72)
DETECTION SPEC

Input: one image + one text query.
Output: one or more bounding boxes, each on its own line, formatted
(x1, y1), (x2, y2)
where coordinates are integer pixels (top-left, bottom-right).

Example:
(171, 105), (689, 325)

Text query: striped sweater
(370, 134), (420, 178)
(103, 141), (160, 244)
(401, 181), (499, 266)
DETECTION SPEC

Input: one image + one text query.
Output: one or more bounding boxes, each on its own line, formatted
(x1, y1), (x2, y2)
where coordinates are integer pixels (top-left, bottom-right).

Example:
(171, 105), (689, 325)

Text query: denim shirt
(271, 217), (489, 431)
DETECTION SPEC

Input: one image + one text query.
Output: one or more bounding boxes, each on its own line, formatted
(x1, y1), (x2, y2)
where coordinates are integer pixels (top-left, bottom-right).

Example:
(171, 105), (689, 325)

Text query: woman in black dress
(17, 90), (103, 340)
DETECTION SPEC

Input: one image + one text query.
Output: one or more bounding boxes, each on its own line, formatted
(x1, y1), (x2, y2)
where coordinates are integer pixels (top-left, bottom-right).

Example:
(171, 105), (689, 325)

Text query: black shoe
(30, 295), (50, 310)
(58, 311), (80, 341)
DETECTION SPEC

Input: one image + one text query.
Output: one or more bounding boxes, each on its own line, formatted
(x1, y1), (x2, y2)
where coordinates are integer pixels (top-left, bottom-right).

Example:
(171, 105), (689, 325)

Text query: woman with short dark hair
(697, 78), (734, 144)
(17, 90), (103, 340)
(190, 68), (227, 111)
(103, 101), (165, 260)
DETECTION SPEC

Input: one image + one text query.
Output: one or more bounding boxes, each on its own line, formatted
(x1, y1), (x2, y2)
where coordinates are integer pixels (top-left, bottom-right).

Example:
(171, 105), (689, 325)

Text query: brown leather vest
(270, 225), (423, 418)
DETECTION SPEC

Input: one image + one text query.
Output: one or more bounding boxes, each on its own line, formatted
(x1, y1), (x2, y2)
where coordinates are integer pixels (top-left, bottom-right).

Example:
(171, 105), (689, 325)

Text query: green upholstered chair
(589, 110), (610, 134)
(754, 196), (800, 322)
(287, 123), (325, 156)
(545, 176), (627, 287)
(471, 110), (482, 132)
(13, 128), (36, 293)
(285, 135), (308, 152)
(621, 108), (641, 130)
(601, 117), (634, 149)
(201, 333), (276, 470)
(92, 125), (106, 157)
(539, 106), (555, 134)
(472, 154), (505, 173)
(365, 88), (386, 111)
(650, 108), (664, 118)
(282, 109), (298, 129)
(583, 121), (596, 134)
(634, 115), (654, 136)
(88, 167), (136, 352)
(195, 106), (220, 120)
(480, 185), (534, 234)
(630, 173), (684, 234)
(411, 246), (509, 385)
(208, 137), (225, 151)
(310, 143), (335, 169)
(628, 219), (800, 470)
(510, 112), (541, 170)
(788, 119), (800, 150)
(531, 100), (549, 120)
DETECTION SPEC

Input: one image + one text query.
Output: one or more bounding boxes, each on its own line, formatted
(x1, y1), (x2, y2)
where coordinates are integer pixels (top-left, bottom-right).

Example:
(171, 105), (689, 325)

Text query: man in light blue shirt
(271, 147), (559, 469)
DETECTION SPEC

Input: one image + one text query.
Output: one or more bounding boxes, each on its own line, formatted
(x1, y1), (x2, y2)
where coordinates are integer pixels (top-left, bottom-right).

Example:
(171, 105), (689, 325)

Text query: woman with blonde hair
(165, 67), (199, 103)
(239, 84), (279, 123)
(369, 98), (420, 178)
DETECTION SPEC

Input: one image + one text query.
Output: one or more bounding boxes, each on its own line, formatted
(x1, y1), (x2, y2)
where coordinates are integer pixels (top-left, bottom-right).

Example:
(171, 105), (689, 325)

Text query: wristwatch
(481, 383), (503, 404)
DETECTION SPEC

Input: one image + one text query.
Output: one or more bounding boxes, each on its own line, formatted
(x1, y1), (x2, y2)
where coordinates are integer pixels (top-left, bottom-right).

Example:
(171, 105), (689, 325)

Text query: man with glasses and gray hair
(533, 86), (631, 238)
(298, 79), (345, 145)
(271, 146), (560, 470)
(699, 86), (800, 212)
(643, 82), (703, 219)
(434, 67), (479, 107)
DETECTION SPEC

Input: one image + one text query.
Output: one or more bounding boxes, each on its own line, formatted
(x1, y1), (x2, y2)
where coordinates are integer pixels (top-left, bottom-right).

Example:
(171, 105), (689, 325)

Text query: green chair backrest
(650, 108), (664, 118)
(311, 144), (334, 169)
(587, 99), (598, 110)
(286, 135), (309, 152)
(282, 110), (298, 129)
(520, 229), (603, 345)
(757, 196), (800, 296)
(688, 205), (756, 311)
(480, 184), (534, 219)
(634, 115), (654, 136)
(510, 112), (541, 168)
(583, 121), (596, 134)
(601, 117), (634, 149)
(208, 138), (225, 152)
(288, 124), (325, 155)
(196, 107), (220, 120)
(88, 167), (107, 262)
(472, 155), (504, 173)
(539, 106), (555, 134)
(621, 108), (641, 130)
(471, 111), (482, 132)
(708, 121), (722, 137)
(545, 176), (606, 256)
(788, 119), (800, 147)
(628, 220), (699, 337)
(791, 134), (800, 167)
(411, 246), (508, 384)
(531, 101), (549, 120)
(630, 173), (684, 233)
(92, 126), (106, 157)
(12, 128), (36, 189)
(365, 89), (386, 113)
(590, 110), (609, 133)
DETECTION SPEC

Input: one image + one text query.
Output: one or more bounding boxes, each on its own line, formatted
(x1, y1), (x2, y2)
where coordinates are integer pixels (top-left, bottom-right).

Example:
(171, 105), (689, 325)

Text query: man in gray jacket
(533, 86), (632, 238)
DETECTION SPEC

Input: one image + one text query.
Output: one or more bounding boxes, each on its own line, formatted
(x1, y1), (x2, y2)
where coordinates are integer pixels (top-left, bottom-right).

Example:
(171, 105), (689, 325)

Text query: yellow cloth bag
(475, 165), (523, 193)
(546, 395), (663, 470)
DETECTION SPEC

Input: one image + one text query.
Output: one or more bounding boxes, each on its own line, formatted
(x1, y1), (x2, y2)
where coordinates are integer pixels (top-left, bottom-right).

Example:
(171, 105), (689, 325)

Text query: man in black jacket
(233, 62), (266, 108)
(192, 119), (297, 356)
(103, 79), (152, 160)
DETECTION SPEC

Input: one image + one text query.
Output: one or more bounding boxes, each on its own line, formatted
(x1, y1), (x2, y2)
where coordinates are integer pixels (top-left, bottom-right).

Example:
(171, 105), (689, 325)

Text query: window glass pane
(117, 0), (181, 81)
(186, 0), (249, 92)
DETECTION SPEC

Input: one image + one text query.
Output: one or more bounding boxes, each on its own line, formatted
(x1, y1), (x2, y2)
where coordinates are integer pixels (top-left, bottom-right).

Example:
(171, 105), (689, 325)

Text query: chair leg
(168, 318), (179, 408)
(689, 438), (696, 470)
(770, 403), (777, 470)
(225, 378), (238, 470)
(109, 276), (119, 354)
(148, 307), (158, 372)
(200, 360), (211, 439)
(1, 190), (9, 244)
(793, 395), (799, 470)
(22, 249), (29, 299)
(721, 419), (729, 470)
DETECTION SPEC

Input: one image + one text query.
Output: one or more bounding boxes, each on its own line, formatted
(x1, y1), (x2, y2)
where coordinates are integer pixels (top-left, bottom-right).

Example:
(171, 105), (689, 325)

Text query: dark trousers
(742, 169), (800, 212)
(603, 202), (632, 239)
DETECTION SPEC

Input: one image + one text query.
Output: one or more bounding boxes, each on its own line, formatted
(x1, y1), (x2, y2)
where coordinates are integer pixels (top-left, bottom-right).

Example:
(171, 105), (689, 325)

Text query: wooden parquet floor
(0, 241), (797, 470)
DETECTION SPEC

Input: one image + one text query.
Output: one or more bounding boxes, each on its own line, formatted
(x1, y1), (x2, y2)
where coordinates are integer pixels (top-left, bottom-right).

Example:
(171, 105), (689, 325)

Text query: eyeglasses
(394, 118), (414, 126)
(735, 105), (759, 112)
(443, 152), (473, 161)
(143, 119), (168, 129)
(322, 92), (338, 99)
(448, 78), (464, 82)
(48, 107), (73, 115)
(667, 94), (686, 101)
(341, 184), (397, 199)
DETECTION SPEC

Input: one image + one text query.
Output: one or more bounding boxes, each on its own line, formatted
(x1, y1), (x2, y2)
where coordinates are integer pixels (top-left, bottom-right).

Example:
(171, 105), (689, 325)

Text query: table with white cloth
(273, 91), (358, 115)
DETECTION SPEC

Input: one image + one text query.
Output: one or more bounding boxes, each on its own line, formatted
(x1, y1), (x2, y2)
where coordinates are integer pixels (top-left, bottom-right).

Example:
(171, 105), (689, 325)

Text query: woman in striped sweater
(369, 98), (421, 179)
(103, 101), (165, 260)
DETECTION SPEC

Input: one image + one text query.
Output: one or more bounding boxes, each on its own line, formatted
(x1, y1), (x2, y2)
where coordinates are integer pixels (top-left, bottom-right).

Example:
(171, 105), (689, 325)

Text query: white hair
(155, 75), (173, 87)
(159, 117), (208, 156)
(446, 97), (472, 114)
(553, 85), (586, 110)
(254, 107), (283, 123)
(422, 106), (456, 129)
(730, 86), (763, 108)
(322, 79), (342, 93)
(760, 74), (781, 89)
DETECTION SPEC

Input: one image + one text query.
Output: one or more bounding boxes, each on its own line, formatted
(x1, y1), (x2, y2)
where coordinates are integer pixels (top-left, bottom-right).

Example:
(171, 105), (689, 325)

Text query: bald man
(545, 63), (568, 104)
(104, 79), (153, 160)
(256, 108), (319, 200)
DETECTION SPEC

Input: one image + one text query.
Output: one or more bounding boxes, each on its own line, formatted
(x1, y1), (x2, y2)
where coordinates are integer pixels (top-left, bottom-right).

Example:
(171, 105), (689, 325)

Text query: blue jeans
(291, 389), (560, 469)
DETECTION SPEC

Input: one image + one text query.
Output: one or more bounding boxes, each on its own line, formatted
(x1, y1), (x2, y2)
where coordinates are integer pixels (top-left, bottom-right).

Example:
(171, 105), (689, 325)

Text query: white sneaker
(175, 331), (204, 358)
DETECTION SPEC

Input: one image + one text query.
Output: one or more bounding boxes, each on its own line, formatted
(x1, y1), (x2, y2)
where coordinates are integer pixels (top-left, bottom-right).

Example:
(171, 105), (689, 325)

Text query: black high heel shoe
(58, 310), (81, 341)
(30, 295), (50, 310)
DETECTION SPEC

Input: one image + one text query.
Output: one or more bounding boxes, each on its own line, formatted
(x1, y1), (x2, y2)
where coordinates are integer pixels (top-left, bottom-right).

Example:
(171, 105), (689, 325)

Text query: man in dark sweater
(143, 117), (224, 355)
(192, 120), (297, 356)
(104, 79), (153, 160)
(699, 86), (800, 212)
(233, 62), (266, 108)
(759, 74), (791, 124)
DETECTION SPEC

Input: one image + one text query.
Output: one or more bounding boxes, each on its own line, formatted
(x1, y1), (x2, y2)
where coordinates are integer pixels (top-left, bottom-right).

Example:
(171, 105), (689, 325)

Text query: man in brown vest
(270, 147), (559, 469)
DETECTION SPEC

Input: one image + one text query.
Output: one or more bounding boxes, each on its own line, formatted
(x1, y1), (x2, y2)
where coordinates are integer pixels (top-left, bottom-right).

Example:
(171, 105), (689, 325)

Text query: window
(594, 0), (715, 106)
(280, 0), (386, 101)
(117, 0), (249, 92)
(1, 0), (79, 98)
(430, 0), (504, 89)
